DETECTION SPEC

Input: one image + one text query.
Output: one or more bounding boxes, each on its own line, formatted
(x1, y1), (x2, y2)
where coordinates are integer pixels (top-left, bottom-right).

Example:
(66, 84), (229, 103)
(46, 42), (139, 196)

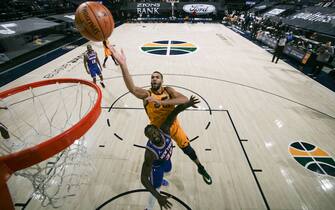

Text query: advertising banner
(182, 4), (216, 14)
(283, 6), (335, 36)
(121, 3), (171, 15)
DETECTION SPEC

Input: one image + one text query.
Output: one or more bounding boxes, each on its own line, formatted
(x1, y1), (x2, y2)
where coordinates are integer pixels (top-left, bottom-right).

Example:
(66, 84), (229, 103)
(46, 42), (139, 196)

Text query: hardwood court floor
(1, 23), (335, 210)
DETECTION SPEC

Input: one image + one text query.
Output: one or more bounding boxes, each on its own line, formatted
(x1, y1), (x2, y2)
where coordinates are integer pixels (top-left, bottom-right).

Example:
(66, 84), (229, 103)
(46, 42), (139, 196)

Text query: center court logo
(289, 141), (335, 177)
(141, 40), (197, 56)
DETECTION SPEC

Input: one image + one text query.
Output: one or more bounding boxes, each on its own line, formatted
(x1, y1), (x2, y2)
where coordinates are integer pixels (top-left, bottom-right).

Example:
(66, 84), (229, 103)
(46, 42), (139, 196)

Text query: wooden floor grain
(1, 23), (334, 210)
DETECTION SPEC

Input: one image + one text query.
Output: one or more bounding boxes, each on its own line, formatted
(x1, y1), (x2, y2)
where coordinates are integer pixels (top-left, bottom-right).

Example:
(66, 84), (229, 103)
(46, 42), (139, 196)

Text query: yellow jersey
(104, 40), (112, 56)
(144, 87), (175, 127)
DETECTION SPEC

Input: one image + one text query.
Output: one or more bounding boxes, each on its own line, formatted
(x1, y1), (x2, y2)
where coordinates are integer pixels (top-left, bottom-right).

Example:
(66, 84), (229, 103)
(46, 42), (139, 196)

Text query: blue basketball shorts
(89, 66), (101, 78)
(149, 159), (172, 188)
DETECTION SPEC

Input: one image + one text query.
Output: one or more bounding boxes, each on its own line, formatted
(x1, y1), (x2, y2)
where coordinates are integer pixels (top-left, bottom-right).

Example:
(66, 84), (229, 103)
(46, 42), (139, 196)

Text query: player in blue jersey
(141, 96), (200, 210)
(83, 45), (105, 88)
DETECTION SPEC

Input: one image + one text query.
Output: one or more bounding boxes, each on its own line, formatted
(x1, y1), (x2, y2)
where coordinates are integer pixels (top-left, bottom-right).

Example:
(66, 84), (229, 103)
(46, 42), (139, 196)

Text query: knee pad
(182, 145), (197, 161)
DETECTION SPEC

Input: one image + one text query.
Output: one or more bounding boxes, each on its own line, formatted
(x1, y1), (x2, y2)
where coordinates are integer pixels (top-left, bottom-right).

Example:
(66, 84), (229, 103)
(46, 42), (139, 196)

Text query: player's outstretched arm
(145, 87), (189, 108)
(108, 46), (149, 99)
(141, 150), (172, 209)
(160, 95), (200, 134)
(162, 87), (189, 105)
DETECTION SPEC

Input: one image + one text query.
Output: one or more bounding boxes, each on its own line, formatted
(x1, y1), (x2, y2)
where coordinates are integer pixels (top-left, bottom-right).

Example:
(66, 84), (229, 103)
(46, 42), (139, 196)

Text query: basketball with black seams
(75, 1), (114, 42)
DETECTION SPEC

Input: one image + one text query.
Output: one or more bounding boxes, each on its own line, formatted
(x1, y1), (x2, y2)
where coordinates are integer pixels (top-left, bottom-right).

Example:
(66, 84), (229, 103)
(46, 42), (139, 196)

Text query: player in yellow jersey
(109, 47), (212, 185)
(102, 40), (119, 68)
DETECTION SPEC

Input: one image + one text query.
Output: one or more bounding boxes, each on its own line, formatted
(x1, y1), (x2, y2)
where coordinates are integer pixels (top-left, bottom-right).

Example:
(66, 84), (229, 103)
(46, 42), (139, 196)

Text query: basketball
(74, 2), (114, 42)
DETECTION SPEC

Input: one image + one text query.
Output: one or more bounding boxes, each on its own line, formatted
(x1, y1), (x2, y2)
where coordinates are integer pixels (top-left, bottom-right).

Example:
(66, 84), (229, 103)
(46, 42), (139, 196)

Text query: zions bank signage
(122, 3), (171, 15)
(137, 3), (162, 15)
(182, 4), (216, 14)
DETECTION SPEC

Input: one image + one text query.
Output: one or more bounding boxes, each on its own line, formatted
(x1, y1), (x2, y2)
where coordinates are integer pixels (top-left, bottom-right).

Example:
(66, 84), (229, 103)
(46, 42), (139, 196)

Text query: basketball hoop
(0, 78), (102, 210)
(167, 0), (178, 6)
(166, 0), (179, 3)
(166, 0), (179, 18)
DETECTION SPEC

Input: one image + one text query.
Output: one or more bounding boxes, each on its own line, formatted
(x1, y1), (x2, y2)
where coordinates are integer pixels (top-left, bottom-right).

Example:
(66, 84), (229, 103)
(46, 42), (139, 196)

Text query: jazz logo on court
(141, 40), (197, 56)
(289, 141), (335, 177)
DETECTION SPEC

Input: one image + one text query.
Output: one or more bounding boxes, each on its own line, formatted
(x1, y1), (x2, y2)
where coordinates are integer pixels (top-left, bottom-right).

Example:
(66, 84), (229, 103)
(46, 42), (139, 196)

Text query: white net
(16, 138), (93, 208)
(0, 81), (98, 208)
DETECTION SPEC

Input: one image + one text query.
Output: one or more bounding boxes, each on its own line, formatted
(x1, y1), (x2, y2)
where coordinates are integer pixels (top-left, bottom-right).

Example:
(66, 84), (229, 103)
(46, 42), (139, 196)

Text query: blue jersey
(86, 51), (98, 70)
(146, 130), (173, 167)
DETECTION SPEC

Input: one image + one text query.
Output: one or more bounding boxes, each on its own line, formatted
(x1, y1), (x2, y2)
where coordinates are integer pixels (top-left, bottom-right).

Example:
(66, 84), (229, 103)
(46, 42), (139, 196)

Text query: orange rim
(0, 78), (102, 175)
